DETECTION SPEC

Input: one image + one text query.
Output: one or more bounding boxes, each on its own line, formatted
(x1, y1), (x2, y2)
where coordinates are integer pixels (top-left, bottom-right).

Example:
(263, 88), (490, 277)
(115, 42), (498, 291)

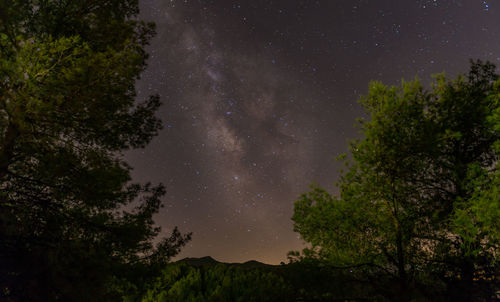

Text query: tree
(292, 61), (499, 301)
(0, 1), (190, 300)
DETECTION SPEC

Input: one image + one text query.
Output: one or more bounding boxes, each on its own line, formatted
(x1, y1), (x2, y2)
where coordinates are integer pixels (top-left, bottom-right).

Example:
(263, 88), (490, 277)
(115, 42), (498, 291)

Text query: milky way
(126, 0), (500, 264)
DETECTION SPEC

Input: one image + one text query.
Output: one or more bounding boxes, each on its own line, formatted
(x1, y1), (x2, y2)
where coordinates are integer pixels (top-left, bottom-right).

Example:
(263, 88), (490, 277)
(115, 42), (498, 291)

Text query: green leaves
(450, 78), (500, 259)
(291, 61), (500, 300)
(0, 1), (188, 301)
(141, 263), (293, 302)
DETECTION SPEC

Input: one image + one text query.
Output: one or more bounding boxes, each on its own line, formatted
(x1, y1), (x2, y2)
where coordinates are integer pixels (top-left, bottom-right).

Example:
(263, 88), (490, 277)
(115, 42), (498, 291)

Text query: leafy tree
(292, 61), (499, 301)
(0, 1), (190, 300)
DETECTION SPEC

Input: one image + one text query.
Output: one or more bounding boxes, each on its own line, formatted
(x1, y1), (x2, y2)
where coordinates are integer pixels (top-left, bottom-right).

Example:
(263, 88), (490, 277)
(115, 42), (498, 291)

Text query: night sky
(126, 0), (500, 264)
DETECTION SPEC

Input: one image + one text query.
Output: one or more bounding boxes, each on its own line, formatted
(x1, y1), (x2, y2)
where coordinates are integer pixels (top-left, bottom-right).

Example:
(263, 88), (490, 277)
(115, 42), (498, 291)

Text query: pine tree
(0, 1), (190, 300)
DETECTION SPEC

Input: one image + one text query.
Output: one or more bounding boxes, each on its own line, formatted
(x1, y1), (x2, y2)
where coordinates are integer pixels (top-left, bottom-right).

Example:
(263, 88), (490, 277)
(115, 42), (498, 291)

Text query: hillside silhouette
(177, 256), (274, 269)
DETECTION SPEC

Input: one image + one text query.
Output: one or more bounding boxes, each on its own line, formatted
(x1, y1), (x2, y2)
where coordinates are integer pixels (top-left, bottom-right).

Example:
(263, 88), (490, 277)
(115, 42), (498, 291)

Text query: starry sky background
(126, 0), (500, 264)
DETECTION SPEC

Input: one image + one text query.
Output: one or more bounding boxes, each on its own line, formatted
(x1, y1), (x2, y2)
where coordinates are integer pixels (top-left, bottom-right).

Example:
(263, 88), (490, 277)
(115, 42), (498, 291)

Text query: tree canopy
(141, 263), (293, 302)
(292, 61), (500, 301)
(0, 1), (190, 300)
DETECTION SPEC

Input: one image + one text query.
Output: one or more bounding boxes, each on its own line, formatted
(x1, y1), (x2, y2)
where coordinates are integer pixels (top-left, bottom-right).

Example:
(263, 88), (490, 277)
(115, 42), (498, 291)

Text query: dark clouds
(127, 0), (500, 263)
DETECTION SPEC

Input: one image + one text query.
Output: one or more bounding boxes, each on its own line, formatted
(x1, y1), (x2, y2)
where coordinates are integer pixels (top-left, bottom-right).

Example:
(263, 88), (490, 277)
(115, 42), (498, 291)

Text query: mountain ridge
(176, 256), (275, 268)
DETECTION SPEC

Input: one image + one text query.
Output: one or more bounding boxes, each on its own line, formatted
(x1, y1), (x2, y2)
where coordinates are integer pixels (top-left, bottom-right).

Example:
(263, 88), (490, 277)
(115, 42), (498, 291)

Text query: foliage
(452, 80), (500, 251)
(140, 259), (390, 302)
(141, 263), (293, 302)
(0, 1), (190, 301)
(292, 61), (500, 301)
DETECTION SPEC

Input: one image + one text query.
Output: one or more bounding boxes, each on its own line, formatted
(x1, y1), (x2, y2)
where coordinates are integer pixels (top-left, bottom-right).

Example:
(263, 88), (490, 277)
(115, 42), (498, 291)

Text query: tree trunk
(458, 260), (475, 302)
(396, 227), (410, 302)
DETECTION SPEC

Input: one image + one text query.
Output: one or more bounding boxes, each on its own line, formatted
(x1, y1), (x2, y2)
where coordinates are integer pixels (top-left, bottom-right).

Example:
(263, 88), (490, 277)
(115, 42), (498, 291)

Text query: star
(130, 0), (500, 264)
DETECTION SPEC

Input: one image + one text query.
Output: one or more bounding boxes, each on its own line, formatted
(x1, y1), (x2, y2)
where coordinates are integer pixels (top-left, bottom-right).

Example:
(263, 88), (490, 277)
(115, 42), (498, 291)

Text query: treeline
(139, 261), (375, 302)
(141, 263), (290, 302)
(139, 256), (499, 301)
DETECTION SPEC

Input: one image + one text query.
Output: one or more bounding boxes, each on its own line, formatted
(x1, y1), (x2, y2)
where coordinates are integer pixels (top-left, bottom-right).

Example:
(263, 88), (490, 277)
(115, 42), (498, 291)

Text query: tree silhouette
(0, 1), (190, 300)
(292, 61), (499, 301)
